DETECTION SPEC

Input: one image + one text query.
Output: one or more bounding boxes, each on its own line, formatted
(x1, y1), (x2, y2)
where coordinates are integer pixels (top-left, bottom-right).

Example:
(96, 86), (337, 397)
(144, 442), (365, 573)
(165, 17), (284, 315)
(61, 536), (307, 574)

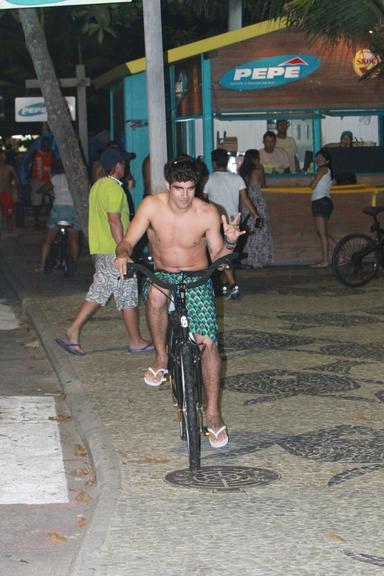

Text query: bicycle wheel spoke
(332, 233), (379, 287)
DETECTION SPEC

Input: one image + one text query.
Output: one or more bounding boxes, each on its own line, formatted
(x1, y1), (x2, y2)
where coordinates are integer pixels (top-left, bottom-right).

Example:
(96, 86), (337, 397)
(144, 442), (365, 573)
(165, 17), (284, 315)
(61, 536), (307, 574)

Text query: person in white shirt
(259, 131), (290, 174)
(203, 148), (261, 299)
(35, 159), (81, 273)
(310, 148), (336, 268)
(275, 119), (300, 173)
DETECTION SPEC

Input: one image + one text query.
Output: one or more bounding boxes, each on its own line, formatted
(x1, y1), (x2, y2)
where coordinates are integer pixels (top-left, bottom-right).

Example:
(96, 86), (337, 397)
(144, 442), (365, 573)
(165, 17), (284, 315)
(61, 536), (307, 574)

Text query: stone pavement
(0, 244), (96, 576)
(2, 228), (384, 576)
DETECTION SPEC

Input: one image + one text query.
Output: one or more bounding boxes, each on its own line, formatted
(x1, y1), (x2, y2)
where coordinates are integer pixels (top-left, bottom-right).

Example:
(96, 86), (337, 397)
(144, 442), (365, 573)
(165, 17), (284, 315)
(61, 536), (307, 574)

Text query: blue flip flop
(55, 338), (86, 356)
(128, 342), (155, 354)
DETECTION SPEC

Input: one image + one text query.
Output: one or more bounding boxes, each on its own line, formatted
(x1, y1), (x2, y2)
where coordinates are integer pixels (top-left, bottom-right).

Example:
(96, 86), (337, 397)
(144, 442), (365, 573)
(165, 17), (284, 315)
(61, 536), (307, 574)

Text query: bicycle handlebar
(124, 253), (238, 290)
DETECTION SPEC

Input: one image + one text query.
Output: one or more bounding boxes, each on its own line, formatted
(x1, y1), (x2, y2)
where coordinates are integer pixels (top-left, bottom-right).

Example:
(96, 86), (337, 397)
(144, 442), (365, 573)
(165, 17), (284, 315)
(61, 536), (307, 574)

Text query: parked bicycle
(44, 220), (76, 277)
(332, 206), (384, 287)
(125, 253), (236, 471)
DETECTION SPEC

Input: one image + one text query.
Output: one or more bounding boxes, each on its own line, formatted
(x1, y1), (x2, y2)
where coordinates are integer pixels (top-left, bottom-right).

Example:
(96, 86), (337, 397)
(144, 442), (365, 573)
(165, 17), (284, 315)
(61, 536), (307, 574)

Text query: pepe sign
(220, 54), (320, 90)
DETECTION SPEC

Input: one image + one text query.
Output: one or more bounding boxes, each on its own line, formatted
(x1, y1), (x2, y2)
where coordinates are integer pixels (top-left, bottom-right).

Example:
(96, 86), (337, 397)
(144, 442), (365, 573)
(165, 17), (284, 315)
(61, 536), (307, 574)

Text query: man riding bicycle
(115, 155), (244, 448)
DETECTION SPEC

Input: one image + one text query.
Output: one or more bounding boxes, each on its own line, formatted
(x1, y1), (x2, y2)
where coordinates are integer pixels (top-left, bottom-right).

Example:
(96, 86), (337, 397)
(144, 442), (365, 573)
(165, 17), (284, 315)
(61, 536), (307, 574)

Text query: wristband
(224, 235), (237, 246)
(224, 235), (237, 250)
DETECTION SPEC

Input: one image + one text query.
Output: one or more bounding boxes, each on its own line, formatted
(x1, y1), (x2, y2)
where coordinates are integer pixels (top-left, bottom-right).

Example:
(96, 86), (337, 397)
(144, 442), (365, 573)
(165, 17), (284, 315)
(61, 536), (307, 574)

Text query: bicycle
(125, 253), (236, 471)
(44, 220), (76, 277)
(332, 206), (384, 287)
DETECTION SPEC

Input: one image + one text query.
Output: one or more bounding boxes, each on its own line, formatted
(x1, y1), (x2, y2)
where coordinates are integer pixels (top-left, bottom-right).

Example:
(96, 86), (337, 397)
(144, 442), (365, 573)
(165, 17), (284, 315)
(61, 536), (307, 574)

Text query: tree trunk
(18, 8), (90, 235)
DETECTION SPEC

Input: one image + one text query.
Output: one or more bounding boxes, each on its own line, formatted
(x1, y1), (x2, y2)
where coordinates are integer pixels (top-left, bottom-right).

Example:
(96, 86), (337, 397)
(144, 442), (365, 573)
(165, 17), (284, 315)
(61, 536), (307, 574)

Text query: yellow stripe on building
(94, 19), (286, 89)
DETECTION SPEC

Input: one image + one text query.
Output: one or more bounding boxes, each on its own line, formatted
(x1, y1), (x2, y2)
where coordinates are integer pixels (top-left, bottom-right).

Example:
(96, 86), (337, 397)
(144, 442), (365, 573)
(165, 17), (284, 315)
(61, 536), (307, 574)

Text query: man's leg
(121, 306), (151, 350)
(195, 334), (227, 445)
(221, 267), (240, 299)
(38, 227), (57, 271)
(67, 228), (80, 262)
(65, 300), (100, 352)
(145, 284), (169, 384)
(30, 181), (43, 230)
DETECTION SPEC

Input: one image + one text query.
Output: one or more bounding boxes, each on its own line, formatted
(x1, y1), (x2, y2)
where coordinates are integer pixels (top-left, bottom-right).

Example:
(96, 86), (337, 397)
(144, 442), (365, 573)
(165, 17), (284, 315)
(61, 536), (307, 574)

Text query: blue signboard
(220, 54), (320, 90)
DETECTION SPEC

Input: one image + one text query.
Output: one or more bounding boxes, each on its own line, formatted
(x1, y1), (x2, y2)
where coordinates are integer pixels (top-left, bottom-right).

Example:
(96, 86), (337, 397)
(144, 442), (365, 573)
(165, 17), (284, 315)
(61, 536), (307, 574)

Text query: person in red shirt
(0, 150), (18, 233)
(28, 136), (54, 229)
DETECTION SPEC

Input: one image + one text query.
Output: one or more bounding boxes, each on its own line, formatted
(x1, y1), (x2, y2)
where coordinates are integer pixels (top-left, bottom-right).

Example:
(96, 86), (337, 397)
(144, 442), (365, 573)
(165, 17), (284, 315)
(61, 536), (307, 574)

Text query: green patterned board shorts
(143, 270), (218, 345)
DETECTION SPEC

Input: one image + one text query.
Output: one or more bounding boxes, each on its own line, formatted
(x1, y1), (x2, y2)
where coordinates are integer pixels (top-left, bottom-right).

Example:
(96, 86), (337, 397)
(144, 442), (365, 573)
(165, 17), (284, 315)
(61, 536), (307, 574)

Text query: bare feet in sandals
(206, 415), (228, 448)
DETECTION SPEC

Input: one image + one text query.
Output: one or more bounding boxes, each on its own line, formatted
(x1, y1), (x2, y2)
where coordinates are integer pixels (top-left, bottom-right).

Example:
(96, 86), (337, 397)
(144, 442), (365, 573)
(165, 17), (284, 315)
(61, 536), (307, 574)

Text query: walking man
(203, 148), (261, 299)
(27, 136), (54, 229)
(115, 155), (245, 448)
(56, 147), (152, 356)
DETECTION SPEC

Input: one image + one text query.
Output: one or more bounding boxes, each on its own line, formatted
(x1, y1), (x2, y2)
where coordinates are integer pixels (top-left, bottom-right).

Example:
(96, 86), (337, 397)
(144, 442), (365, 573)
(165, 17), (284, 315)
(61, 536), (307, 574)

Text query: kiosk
(95, 20), (384, 264)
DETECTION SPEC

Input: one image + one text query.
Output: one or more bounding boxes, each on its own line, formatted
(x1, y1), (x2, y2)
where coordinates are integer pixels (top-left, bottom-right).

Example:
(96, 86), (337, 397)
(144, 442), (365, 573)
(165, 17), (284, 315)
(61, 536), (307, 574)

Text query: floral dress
(240, 184), (273, 268)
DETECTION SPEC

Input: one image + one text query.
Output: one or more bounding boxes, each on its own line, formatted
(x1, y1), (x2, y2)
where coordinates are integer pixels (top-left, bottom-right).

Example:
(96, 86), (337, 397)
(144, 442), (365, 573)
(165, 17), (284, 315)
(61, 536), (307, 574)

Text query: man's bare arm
(114, 196), (153, 276)
(108, 212), (124, 245)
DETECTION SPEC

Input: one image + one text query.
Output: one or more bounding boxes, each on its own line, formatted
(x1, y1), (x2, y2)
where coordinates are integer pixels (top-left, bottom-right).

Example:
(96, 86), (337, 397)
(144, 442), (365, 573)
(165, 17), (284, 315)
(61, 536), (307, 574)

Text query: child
(310, 149), (336, 268)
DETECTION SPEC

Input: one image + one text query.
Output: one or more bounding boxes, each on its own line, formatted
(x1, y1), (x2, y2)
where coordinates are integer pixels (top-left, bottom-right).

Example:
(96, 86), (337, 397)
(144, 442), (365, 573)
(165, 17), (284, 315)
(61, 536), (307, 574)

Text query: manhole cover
(165, 465), (280, 491)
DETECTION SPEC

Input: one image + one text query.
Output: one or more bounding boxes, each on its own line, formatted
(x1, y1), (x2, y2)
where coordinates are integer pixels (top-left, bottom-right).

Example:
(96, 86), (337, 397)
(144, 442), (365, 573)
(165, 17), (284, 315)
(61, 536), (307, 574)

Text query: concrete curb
(0, 254), (121, 576)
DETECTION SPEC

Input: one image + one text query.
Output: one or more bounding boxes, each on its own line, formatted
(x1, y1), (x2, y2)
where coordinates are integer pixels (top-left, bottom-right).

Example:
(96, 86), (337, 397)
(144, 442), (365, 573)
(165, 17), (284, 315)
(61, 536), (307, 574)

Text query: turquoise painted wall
(123, 73), (149, 209)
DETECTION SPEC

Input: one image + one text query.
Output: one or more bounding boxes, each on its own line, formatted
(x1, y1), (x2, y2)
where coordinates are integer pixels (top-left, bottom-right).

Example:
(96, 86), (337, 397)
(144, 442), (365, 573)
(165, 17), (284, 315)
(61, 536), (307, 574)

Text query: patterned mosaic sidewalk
(2, 230), (384, 575)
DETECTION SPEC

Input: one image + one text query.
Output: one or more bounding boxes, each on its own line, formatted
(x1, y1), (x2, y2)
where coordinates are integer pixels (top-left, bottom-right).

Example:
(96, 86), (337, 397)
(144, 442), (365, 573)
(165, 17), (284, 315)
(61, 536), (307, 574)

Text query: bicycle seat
(363, 206), (384, 217)
(57, 220), (72, 227)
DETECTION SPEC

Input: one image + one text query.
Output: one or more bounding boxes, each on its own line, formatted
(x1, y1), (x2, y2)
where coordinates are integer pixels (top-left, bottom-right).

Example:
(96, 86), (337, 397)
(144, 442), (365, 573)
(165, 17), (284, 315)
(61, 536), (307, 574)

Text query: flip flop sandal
(144, 367), (168, 387)
(128, 343), (155, 354)
(55, 338), (86, 356)
(207, 425), (229, 448)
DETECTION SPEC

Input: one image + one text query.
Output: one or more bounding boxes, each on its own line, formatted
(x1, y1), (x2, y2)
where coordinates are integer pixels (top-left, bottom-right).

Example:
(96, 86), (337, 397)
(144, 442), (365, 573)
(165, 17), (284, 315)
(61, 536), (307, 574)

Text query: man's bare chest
(149, 214), (205, 248)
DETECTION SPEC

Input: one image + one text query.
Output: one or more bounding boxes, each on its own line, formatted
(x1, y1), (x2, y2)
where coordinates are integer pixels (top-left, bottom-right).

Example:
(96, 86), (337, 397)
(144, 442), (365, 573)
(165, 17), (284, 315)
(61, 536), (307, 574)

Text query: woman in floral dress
(238, 149), (273, 268)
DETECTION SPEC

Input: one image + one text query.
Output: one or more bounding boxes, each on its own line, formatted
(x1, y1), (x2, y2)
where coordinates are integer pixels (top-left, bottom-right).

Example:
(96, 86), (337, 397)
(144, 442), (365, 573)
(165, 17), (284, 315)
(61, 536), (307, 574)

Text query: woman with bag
(238, 149), (273, 268)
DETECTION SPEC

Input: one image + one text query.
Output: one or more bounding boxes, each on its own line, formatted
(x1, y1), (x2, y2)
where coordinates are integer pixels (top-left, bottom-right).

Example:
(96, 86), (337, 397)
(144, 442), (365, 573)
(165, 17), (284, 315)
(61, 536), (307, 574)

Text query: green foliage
(270, 0), (384, 79)
(284, 0), (384, 43)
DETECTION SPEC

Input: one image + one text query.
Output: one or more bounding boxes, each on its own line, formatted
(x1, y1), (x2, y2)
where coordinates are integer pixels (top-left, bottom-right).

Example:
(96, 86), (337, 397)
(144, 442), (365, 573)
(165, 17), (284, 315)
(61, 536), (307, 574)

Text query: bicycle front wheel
(332, 233), (380, 288)
(180, 344), (201, 472)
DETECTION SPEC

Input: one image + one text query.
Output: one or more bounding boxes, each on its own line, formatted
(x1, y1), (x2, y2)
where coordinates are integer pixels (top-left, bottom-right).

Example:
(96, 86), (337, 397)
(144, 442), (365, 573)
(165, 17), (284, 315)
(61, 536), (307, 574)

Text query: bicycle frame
(168, 280), (204, 423)
(125, 254), (236, 470)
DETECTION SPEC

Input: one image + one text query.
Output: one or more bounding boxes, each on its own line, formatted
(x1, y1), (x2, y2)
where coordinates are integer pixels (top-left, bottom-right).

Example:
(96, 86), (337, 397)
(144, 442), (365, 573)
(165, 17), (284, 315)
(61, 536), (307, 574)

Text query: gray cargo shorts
(86, 254), (138, 310)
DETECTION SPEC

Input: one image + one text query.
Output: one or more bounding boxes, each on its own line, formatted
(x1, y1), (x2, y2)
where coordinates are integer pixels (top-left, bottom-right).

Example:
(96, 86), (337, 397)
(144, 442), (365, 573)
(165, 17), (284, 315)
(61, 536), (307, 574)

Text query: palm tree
(269, 0), (384, 79)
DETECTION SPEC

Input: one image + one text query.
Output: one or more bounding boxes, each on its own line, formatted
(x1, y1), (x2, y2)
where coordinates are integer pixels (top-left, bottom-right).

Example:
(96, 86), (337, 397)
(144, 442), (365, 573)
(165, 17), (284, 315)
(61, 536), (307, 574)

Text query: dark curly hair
(164, 155), (199, 185)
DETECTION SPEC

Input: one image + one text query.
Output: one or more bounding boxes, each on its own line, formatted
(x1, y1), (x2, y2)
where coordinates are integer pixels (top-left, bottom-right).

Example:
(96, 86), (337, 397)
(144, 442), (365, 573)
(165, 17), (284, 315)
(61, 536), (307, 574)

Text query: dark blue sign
(220, 54), (320, 90)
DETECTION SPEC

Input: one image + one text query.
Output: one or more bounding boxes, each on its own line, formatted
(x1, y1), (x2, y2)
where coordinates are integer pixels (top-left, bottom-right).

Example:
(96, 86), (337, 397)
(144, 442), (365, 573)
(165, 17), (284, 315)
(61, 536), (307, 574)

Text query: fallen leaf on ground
(74, 444), (87, 457)
(324, 532), (347, 542)
(76, 516), (88, 528)
(48, 415), (71, 422)
(51, 390), (66, 400)
(48, 533), (68, 544)
(24, 339), (40, 349)
(85, 475), (96, 487)
(75, 490), (92, 503)
(132, 456), (170, 464)
(72, 464), (91, 477)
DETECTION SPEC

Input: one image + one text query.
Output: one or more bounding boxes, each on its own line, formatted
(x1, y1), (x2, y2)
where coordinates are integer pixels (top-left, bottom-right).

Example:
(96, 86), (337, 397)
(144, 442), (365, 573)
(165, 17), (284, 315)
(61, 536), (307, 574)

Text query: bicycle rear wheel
(332, 233), (380, 288)
(180, 344), (201, 471)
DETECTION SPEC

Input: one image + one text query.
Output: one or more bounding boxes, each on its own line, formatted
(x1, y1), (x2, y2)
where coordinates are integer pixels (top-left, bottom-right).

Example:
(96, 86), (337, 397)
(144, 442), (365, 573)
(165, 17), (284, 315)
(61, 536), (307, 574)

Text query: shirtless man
(0, 150), (18, 233)
(115, 156), (244, 448)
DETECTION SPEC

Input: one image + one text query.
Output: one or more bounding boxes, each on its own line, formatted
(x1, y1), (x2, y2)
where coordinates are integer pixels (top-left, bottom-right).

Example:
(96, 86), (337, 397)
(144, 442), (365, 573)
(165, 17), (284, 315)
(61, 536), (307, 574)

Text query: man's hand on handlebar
(114, 255), (133, 279)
